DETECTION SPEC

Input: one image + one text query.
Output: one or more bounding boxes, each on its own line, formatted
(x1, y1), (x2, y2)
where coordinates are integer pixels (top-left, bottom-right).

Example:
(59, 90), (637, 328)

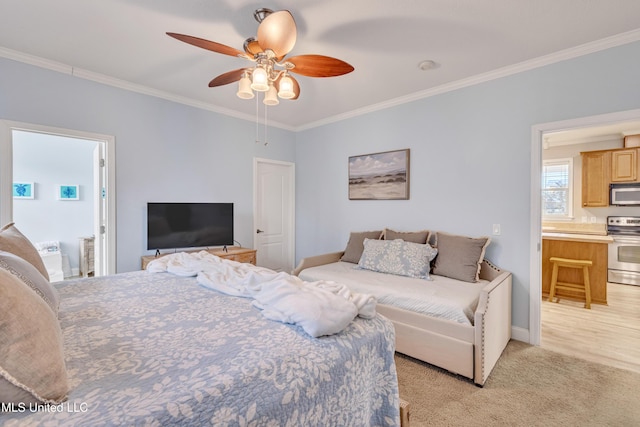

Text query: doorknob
(256, 229), (265, 233)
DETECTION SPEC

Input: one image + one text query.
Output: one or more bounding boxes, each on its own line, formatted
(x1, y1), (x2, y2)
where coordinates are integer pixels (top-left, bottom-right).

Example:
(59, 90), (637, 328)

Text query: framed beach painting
(57, 185), (79, 201)
(348, 149), (410, 200)
(13, 182), (34, 199)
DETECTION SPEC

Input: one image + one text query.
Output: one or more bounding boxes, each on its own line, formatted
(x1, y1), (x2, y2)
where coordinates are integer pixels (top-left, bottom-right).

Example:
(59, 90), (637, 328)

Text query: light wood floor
(541, 282), (640, 374)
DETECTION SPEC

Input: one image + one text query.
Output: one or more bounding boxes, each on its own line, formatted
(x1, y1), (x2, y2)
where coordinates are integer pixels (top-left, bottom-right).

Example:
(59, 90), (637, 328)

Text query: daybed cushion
(358, 238), (438, 279)
(0, 222), (50, 281)
(433, 232), (490, 283)
(0, 250), (59, 313)
(341, 230), (383, 263)
(383, 228), (430, 244)
(0, 268), (69, 405)
(299, 261), (487, 325)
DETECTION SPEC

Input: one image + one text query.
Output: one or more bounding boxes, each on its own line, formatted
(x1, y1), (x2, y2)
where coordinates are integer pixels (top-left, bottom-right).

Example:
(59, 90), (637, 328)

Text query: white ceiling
(1, 0), (640, 130)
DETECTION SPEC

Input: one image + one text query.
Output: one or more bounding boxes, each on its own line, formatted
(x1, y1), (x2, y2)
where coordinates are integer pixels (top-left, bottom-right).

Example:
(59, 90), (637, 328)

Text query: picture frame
(57, 185), (79, 201)
(348, 149), (410, 200)
(13, 182), (34, 199)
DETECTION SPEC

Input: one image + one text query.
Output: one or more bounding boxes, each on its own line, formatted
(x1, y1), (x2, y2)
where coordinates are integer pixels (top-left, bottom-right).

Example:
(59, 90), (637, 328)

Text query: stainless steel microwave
(610, 183), (640, 206)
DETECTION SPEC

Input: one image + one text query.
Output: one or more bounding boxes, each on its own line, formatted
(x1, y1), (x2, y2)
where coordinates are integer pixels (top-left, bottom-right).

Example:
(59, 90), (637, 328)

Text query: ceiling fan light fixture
(263, 83), (280, 106)
(237, 73), (255, 99)
(251, 66), (269, 92)
(278, 75), (295, 99)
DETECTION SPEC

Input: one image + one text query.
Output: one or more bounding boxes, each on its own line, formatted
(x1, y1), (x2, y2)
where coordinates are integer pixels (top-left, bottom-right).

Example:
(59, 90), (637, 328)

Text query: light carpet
(395, 340), (640, 426)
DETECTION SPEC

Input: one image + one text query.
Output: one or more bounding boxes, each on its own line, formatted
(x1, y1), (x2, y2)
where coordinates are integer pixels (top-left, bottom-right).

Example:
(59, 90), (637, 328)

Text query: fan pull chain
(264, 104), (268, 146)
(255, 93), (260, 144)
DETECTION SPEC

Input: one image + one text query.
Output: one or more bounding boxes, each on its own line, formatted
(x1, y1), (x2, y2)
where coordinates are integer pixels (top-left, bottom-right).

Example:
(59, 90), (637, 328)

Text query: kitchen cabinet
(611, 148), (638, 182)
(581, 150), (610, 207)
(542, 234), (610, 304)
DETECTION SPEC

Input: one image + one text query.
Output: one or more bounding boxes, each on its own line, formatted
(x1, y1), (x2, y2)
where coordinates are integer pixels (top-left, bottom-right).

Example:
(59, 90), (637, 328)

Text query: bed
(293, 230), (513, 386)
(0, 224), (400, 426)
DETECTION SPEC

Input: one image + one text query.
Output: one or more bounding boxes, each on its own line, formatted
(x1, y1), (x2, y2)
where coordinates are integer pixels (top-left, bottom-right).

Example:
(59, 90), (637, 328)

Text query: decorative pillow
(341, 230), (383, 263)
(383, 229), (431, 244)
(0, 268), (69, 405)
(432, 232), (490, 282)
(0, 250), (59, 313)
(0, 223), (50, 281)
(358, 238), (438, 279)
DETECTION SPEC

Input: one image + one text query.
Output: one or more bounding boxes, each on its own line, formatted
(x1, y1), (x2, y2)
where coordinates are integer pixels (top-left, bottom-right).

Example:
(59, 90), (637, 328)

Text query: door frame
(529, 108), (640, 345)
(253, 157), (295, 271)
(0, 120), (117, 275)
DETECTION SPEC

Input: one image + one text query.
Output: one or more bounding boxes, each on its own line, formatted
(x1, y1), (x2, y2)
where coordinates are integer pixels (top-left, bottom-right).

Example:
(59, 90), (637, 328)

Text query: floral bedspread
(3, 270), (400, 426)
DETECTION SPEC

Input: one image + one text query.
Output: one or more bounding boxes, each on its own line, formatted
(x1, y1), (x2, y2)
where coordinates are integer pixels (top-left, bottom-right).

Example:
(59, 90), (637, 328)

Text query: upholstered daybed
(293, 230), (513, 386)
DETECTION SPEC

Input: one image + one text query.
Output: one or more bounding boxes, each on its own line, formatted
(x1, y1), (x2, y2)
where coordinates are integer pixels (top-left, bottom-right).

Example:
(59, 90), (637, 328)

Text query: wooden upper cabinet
(581, 151), (610, 207)
(611, 148), (638, 182)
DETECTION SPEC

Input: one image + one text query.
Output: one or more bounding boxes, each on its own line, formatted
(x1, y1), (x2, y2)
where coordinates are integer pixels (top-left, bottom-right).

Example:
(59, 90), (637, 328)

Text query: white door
(254, 158), (295, 272)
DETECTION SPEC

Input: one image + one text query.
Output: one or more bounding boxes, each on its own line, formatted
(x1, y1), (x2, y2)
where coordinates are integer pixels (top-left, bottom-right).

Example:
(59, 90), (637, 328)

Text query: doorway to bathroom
(0, 121), (116, 278)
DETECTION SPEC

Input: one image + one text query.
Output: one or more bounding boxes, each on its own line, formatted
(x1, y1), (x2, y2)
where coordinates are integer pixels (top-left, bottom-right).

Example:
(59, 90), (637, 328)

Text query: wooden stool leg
(548, 262), (559, 303)
(583, 266), (591, 309)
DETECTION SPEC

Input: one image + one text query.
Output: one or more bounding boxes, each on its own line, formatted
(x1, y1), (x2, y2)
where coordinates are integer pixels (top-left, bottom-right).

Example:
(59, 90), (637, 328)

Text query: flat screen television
(147, 202), (234, 251)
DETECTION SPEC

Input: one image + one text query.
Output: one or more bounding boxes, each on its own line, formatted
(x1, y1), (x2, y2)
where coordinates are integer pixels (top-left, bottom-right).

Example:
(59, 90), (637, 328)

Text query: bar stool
(548, 257), (593, 309)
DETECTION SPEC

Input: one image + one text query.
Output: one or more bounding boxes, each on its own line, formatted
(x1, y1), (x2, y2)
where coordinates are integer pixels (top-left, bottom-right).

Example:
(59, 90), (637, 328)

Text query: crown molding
(2, 27), (640, 133)
(0, 46), (294, 131)
(295, 28), (640, 131)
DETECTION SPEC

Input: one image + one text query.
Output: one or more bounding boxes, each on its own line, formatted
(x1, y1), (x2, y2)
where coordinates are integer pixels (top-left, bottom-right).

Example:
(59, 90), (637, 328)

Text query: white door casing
(253, 158), (295, 272)
(0, 120), (116, 275)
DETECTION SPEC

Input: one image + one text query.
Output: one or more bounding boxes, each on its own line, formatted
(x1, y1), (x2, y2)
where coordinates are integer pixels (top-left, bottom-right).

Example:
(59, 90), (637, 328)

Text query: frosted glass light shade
(263, 84), (279, 105)
(251, 67), (269, 92)
(237, 75), (255, 99)
(278, 75), (295, 99)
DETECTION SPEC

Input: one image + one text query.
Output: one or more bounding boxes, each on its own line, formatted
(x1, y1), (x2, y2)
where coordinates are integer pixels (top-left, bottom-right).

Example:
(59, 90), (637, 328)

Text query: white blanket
(147, 251), (376, 337)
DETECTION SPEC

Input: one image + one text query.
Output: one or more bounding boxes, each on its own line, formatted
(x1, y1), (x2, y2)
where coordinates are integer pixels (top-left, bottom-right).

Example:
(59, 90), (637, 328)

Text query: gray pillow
(0, 268), (69, 405)
(432, 232), (490, 282)
(341, 230), (383, 263)
(358, 238), (438, 279)
(0, 250), (59, 313)
(383, 229), (430, 244)
(0, 222), (50, 281)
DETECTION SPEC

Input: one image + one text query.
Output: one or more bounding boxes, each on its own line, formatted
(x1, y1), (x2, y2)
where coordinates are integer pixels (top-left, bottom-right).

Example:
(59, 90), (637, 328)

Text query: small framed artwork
(57, 185), (79, 201)
(13, 182), (34, 199)
(349, 149), (410, 200)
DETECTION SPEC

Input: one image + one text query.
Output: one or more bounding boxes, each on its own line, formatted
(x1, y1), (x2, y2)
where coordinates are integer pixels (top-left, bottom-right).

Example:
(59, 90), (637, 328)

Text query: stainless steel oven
(608, 216), (640, 286)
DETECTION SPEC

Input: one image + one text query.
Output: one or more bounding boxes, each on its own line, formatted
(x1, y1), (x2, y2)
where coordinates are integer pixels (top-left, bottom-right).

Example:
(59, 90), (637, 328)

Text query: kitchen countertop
(542, 232), (613, 244)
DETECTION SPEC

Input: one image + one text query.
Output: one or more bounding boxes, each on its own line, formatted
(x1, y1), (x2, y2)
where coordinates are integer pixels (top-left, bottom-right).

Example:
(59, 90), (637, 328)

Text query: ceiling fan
(167, 8), (354, 104)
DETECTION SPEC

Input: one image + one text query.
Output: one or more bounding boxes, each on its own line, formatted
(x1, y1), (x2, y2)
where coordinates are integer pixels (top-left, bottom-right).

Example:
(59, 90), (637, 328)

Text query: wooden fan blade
(167, 32), (245, 58)
(287, 55), (354, 77)
(243, 38), (263, 57)
(208, 68), (247, 87)
(257, 10), (297, 57)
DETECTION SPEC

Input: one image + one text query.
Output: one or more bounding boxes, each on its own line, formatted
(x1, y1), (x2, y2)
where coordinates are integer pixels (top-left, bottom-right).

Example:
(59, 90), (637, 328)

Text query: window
(542, 158), (573, 218)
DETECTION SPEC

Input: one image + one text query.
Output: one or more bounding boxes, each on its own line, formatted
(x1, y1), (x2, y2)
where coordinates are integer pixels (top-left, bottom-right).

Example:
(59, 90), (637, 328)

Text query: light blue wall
(0, 57), (297, 272)
(295, 41), (640, 331)
(12, 131), (96, 272)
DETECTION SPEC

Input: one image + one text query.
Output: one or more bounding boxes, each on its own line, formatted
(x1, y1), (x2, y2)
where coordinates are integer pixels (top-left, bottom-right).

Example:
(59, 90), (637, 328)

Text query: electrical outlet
(590, 216), (597, 223)
(492, 224), (501, 235)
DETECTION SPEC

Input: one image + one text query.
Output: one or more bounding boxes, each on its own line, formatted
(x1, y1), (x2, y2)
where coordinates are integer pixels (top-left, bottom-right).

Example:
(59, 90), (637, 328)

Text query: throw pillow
(432, 232), (490, 282)
(383, 229), (431, 244)
(341, 230), (383, 263)
(0, 250), (60, 313)
(0, 223), (50, 281)
(358, 238), (438, 279)
(0, 268), (69, 405)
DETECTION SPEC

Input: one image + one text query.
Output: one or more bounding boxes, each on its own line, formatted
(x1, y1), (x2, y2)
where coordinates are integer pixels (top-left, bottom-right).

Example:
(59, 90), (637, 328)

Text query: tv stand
(141, 247), (256, 270)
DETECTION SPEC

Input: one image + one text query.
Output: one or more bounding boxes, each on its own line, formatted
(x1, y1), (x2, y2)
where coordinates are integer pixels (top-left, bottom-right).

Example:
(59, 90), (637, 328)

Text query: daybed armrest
(473, 267), (512, 386)
(292, 251), (345, 276)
